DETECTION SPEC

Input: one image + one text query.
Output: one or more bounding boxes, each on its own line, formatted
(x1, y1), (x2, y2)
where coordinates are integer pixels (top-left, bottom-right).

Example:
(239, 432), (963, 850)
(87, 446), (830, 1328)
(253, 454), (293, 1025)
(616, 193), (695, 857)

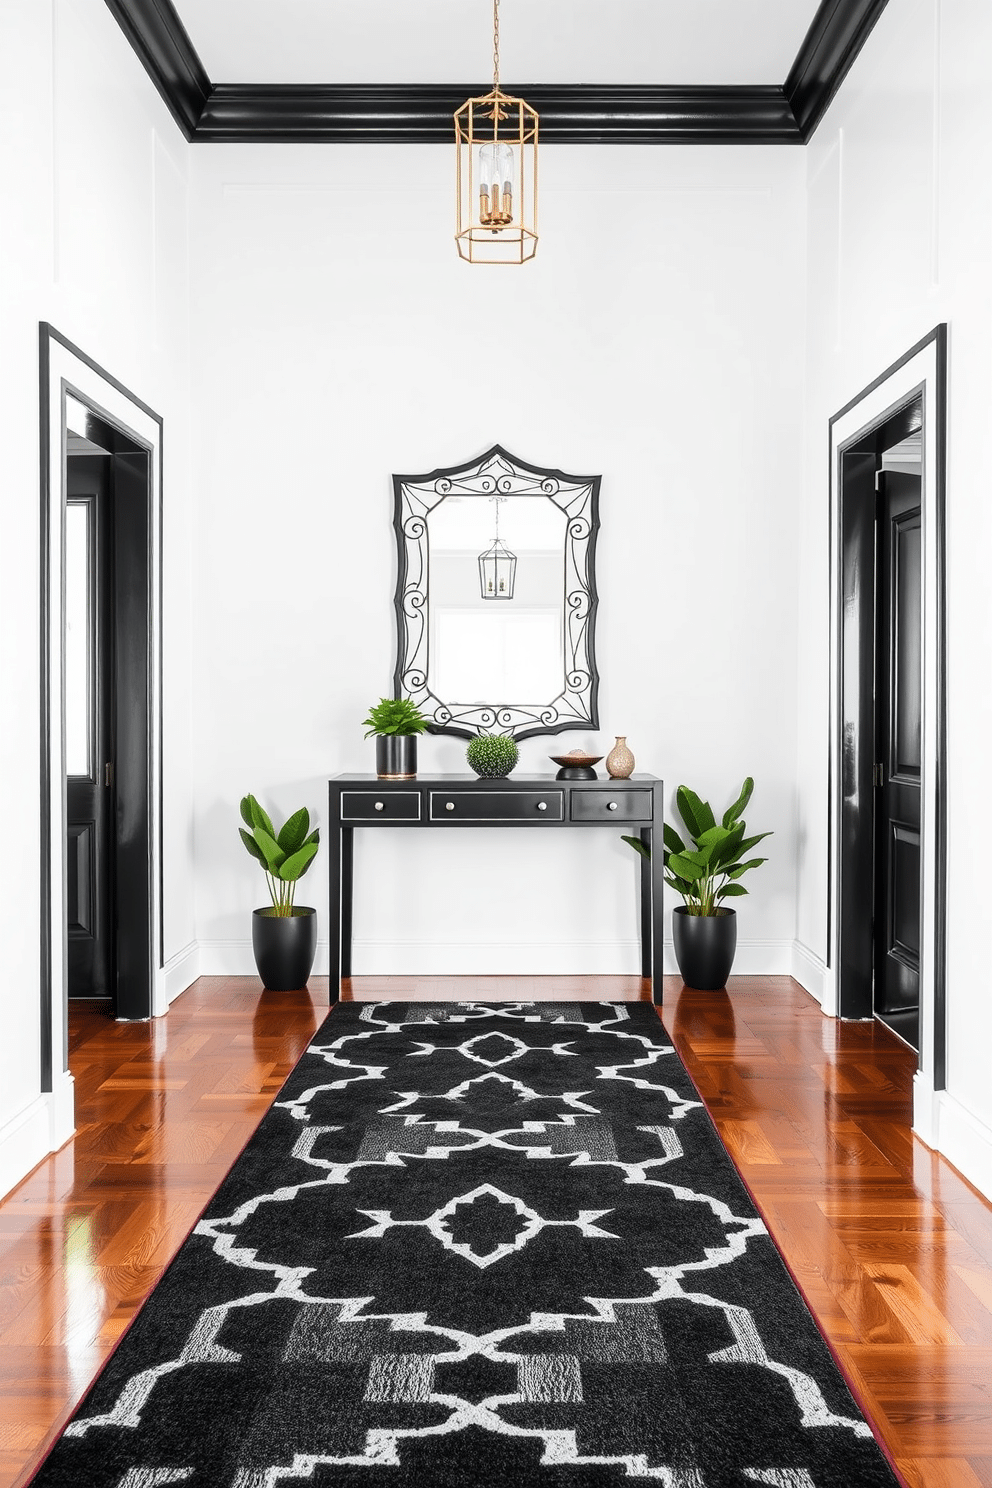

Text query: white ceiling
(175, 0), (823, 87)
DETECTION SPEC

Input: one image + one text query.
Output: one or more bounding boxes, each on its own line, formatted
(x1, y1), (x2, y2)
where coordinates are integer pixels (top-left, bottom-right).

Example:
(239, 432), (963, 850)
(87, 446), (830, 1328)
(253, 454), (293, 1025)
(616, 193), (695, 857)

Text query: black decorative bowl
(549, 752), (603, 781)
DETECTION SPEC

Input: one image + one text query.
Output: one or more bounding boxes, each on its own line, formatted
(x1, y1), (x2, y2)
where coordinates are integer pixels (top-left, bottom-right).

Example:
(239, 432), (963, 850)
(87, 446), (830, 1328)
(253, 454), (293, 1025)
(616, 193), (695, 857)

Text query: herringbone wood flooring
(1, 975), (990, 1486)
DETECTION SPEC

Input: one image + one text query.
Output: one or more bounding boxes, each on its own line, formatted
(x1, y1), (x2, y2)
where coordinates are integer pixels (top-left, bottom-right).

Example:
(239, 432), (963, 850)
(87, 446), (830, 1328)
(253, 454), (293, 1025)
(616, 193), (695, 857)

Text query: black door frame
(828, 325), (947, 1093)
(39, 326), (164, 1111)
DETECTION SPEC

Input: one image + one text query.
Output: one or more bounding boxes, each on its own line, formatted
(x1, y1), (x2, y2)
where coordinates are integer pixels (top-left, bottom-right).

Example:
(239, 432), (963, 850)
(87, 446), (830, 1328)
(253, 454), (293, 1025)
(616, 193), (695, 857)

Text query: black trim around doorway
(103, 0), (889, 146)
(932, 328), (948, 1090)
(38, 325), (164, 1086)
(38, 332), (53, 1092)
(828, 324), (947, 1087)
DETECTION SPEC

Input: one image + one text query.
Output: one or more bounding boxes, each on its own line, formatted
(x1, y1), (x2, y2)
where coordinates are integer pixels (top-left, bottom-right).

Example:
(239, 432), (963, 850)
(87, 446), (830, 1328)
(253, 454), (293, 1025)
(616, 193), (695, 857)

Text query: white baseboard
(914, 1077), (992, 1201)
(198, 939), (646, 977)
(790, 941), (831, 1009)
(196, 937), (798, 978)
(198, 939), (330, 977)
(0, 1097), (51, 1202)
(0, 1069), (75, 1203)
(354, 940), (653, 975)
(161, 941), (201, 1011)
(194, 940), (319, 978)
(50, 1068), (75, 1148)
(913, 1074), (939, 1146)
(671, 939), (795, 977)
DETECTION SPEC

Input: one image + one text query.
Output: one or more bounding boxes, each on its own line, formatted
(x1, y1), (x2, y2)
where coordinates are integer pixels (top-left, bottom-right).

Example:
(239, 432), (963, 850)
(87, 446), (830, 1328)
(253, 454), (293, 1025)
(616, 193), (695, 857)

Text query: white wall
(189, 143), (806, 976)
(0, 0), (195, 1196)
(798, 0), (992, 1193)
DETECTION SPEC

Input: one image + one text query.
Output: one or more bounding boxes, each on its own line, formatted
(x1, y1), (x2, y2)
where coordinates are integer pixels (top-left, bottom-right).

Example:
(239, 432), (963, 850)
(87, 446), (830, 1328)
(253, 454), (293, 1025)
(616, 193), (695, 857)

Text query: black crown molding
(197, 84), (799, 145)
(103, 0), (209, 139)
(105, 0), (889, 145)
(786, 0), (890, 141)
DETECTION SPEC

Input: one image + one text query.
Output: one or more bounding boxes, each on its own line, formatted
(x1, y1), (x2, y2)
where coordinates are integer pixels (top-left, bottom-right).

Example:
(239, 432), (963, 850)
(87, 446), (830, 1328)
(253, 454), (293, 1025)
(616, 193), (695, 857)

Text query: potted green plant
(239, 794), (320, 991)
(466, 733), (519, 778)
(623, 777), (770, 990)
(362, 696), (429, 779)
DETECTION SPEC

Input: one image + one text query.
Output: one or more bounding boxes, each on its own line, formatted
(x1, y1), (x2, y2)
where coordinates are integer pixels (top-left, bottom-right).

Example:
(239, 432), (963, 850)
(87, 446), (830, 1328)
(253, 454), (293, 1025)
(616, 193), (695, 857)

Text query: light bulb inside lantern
(478, 142), (514, 228)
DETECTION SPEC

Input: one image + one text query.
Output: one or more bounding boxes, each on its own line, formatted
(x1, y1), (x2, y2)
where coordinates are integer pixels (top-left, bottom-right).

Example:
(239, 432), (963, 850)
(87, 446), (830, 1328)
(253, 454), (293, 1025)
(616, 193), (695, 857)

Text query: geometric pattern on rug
(29, 1002), (901, 1486)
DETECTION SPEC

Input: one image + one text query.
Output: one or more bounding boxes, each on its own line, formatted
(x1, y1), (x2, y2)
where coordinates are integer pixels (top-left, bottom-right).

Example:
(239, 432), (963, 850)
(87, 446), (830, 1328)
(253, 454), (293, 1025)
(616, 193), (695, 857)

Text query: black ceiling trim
(786, 0), (890, 142)
(104, 0), (209, 139)
(197, 85), (799, 145)
(105, 0), (891, 145)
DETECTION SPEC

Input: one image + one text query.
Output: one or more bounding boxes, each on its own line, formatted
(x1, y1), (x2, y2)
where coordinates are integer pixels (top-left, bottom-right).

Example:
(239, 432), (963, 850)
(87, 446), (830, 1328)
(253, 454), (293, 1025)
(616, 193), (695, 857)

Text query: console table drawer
(429, 790), (564, 822)
(570, 789), (653, 823)
(341, 791), (421, 822)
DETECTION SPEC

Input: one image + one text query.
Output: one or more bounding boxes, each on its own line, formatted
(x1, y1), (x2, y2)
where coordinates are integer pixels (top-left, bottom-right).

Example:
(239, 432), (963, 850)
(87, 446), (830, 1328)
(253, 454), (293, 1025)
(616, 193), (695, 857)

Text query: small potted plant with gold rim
(362, 696), (429, 778)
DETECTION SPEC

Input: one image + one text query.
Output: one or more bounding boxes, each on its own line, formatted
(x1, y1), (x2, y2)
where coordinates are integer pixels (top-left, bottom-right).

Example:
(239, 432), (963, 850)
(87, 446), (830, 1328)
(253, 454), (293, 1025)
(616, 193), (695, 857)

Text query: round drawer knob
(445, 801), (455, 812)
(607, 801), (618, 811)
(374, 801), (385, 811)
(537, 801), (547, 811)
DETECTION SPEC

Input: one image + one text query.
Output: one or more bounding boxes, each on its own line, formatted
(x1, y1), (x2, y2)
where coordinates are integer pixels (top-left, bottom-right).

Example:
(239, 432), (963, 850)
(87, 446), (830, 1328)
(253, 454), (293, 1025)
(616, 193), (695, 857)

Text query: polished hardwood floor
(2, 975), (991, 1487)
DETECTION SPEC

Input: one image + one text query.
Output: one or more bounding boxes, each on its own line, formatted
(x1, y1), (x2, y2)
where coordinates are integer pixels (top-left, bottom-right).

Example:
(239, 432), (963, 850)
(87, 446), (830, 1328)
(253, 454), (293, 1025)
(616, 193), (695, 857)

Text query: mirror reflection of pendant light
(478, 496), (517, 599)
(454, 0), (538, 265)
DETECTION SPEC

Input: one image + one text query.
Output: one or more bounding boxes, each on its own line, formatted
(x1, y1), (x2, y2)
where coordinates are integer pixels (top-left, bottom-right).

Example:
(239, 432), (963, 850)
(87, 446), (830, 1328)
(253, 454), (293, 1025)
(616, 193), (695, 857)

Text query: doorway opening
(829, 326), (947, 1108)
(65, 402), (153, 1018)
(837, 398), (923, 1051)
(40, 326), (163, 1133)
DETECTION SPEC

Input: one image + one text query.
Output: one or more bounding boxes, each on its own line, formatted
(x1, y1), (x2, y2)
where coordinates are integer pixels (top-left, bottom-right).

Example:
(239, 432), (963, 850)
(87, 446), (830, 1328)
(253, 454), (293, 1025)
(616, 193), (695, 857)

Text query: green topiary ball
(466, 733), (519, 778)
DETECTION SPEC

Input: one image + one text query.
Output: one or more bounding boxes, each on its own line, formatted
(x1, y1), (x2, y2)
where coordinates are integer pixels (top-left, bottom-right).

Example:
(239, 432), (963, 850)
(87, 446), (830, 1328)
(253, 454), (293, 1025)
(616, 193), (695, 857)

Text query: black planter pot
(672, 906), (738, 990)
(251, 907), (317, 991)
(375, 735), (417, 779)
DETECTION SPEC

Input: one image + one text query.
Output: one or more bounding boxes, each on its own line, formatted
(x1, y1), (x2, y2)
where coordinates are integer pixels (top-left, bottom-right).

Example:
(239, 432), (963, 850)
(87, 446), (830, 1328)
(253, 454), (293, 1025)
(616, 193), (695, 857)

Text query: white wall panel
(0, 0), (55, 1147)
(189, 143), (806, 975)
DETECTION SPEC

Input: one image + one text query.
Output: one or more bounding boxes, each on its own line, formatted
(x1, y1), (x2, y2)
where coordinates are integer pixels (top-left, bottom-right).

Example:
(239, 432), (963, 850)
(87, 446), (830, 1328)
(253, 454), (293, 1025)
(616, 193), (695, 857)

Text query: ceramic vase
(606, 736), (635, 779)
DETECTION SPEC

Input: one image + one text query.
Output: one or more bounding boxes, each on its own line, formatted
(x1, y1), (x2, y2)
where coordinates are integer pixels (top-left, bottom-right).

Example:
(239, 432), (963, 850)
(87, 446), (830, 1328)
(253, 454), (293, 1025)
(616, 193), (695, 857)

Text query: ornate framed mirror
(392, 446), (600, 740)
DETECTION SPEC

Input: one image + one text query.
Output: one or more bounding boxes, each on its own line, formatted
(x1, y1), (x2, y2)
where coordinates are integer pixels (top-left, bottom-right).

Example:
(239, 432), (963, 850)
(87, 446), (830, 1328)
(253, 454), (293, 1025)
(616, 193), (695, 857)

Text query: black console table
(327, 773), (664, 1003)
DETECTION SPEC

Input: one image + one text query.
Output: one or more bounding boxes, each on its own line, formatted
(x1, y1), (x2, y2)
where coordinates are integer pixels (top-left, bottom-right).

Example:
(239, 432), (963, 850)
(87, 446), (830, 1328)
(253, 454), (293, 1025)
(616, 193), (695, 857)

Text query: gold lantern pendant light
(455, 0), (538, 265)
(478, 496), (517, 599)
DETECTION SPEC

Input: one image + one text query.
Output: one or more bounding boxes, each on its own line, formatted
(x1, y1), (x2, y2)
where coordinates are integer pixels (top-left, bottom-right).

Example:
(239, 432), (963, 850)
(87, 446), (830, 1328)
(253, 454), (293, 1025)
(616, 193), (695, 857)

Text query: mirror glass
(393, 447), (600, 740)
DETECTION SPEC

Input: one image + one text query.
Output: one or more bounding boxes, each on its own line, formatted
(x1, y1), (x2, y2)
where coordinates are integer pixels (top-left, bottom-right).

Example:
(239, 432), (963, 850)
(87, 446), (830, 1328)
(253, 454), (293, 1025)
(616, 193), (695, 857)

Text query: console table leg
(639, 827), (652, 980)
(341, 827), (354, 981)
(327, 799), (341, 1004)
(650, 822), (664, 1004)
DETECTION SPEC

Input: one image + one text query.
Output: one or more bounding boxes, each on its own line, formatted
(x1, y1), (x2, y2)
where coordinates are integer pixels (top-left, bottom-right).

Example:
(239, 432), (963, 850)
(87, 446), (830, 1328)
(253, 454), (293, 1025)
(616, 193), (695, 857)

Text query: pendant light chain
(453, 0), (538, 263)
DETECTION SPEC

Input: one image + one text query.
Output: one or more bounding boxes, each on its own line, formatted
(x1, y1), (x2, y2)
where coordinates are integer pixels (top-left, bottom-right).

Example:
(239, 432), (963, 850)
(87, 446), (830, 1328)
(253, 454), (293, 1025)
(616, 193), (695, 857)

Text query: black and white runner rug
(31, 1002), (902, 1486)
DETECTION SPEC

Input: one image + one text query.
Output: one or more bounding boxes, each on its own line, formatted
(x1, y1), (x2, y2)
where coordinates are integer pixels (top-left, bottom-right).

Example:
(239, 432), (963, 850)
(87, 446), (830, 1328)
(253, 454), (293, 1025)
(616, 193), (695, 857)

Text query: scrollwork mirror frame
(392, 445), (600, 741)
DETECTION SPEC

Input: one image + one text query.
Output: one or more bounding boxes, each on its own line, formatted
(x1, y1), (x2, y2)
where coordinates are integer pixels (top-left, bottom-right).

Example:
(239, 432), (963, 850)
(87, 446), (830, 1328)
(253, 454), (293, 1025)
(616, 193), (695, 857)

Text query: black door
(66, 454), (114, 999)
(873, 469), (922, 1046)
